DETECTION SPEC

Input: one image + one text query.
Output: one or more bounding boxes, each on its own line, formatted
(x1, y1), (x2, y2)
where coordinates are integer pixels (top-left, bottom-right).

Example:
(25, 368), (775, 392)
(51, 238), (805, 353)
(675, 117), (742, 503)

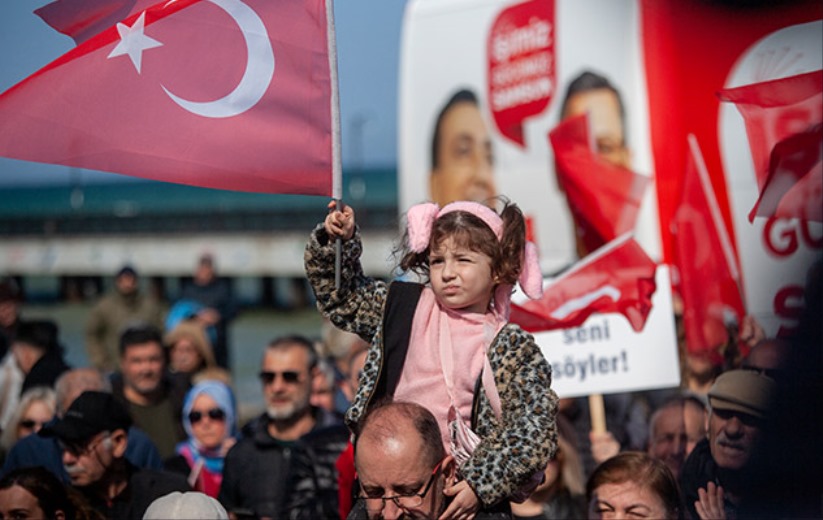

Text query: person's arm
(460, 327), (558, 507)
(84, 302), (109, 371)
(304, 206), (387, 342)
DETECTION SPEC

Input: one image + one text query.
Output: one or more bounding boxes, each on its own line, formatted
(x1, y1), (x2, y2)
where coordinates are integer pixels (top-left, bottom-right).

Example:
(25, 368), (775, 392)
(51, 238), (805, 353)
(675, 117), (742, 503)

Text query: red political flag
(511, 233), (657, 333)
(673, 135), (746, 357)
(752, 123), (822, 222)
(549, 113), (650, 255)
(717, 70), (823, 220)
(0, 0), (337, 195)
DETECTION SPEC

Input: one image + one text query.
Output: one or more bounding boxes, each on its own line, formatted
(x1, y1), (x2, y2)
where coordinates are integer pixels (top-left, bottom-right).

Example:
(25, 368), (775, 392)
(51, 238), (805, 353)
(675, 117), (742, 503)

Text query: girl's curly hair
(395, 197), (527, 285)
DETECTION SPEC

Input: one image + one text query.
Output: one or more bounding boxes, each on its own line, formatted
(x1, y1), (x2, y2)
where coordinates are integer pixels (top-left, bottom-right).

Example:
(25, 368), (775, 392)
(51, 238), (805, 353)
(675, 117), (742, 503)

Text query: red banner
(0, 0), (335, 195)
(640, 0), (822, 263)
(511, 233), (657, 333)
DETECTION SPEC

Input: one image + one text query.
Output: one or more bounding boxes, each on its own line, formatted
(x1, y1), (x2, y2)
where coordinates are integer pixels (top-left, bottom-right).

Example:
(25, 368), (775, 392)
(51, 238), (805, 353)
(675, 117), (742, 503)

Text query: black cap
(39, 391), (132, 442)
(116, 265), (138, 278)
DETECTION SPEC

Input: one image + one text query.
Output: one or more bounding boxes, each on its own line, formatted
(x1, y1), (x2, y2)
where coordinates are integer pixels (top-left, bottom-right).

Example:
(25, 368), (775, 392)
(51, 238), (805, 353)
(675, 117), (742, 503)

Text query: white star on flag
(108, 12), (163, 74)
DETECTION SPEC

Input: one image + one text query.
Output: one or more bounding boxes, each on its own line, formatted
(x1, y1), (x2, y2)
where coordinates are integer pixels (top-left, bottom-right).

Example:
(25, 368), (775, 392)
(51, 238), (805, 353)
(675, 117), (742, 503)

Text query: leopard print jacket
(305, 225), (558, 507)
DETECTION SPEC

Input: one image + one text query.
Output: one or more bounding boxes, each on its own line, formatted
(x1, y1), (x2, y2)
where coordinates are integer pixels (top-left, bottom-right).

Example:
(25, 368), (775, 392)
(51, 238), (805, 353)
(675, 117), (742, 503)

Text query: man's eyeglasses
(259, 370), (302, 385)
(360, 460), (442, 513)
(58, 433), (110, 458)
(188, 408), (226, 424)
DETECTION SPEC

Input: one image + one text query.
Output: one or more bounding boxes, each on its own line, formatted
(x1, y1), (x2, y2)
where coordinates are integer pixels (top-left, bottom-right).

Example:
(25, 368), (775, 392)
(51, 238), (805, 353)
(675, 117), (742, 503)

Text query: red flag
(751, 123), (822, 222)
(0, 0), (336, 195)
(673, 135), (746, 356)
(35, 0), (143, 45)
(511, 233), (657, 333)
(549, 113), (650, 255)
(717, 71), (823, 213)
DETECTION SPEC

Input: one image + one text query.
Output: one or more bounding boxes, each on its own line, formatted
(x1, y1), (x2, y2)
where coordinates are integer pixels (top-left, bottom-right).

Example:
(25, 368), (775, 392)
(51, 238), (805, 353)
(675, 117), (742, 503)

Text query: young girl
(305, 199), (558, 519)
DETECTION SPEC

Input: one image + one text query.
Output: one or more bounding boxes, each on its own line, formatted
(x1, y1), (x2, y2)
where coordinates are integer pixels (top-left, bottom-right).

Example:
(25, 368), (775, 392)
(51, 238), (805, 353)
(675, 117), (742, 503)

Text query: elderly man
(219, 335), (348, 519)
(39, 391), (189, 519)
(646, 395), (706, 479)
(680, 369), (776, 519)
(350, 401), (458, 520)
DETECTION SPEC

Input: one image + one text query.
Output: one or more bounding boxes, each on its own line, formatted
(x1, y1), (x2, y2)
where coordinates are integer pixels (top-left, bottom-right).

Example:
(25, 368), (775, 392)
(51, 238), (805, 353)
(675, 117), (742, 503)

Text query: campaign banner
(401, 0), (822, 349)
(399, 0), (658, 276)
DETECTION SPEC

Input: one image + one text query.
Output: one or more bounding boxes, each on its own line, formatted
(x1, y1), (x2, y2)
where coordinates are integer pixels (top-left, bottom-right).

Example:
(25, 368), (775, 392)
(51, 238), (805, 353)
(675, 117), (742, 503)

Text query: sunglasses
(188, 408), (226, 424)
(258, 370), (302, 385)
(19, 419), (46, 430)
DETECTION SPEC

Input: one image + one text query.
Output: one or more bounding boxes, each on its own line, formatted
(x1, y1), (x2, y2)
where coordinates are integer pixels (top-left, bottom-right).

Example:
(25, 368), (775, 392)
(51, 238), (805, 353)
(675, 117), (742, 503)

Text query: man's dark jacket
(219, 407), (348, 519)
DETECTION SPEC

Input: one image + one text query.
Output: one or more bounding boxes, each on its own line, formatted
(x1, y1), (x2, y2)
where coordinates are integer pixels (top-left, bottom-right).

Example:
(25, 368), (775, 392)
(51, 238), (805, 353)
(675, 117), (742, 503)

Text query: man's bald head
(54, 368), (110, 416)
(356, 401), (445, 469)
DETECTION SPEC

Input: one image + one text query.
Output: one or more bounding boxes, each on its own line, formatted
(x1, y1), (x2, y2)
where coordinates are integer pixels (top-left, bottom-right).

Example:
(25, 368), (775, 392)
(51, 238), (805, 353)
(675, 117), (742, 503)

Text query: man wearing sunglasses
(39, 390), (189, 519)
(351, 401), (458, 520)
(219, 335), (348, 519)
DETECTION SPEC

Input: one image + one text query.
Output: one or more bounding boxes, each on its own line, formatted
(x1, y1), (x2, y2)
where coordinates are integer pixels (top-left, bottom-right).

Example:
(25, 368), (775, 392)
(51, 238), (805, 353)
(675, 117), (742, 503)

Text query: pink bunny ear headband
(406, 201), (544, 300)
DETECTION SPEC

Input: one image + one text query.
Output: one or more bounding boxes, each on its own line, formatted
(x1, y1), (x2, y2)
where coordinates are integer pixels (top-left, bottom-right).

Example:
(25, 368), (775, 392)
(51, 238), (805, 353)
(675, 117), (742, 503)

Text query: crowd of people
(0, 197), (819, 520)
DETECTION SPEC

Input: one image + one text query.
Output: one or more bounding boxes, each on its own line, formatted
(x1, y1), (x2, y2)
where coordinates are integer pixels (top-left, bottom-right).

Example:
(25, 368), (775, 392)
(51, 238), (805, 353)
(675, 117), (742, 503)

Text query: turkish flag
(549, 113), (650, 256)
(673, 135), (746, 356)
(0, 0), (335, 195)
(751, 123), (822, 222)
(511, 233), (657, 333)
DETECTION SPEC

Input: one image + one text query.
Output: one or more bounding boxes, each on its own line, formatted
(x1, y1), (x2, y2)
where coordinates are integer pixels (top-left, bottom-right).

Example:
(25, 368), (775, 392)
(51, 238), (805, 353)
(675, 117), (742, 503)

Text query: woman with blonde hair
(0, 386), (56, 461)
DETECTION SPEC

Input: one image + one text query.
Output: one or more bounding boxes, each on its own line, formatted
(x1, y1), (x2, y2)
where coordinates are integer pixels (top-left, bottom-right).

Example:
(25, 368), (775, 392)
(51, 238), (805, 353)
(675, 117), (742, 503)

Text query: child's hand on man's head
(324, 200), (355, 240)
(439, 480), (479, 520)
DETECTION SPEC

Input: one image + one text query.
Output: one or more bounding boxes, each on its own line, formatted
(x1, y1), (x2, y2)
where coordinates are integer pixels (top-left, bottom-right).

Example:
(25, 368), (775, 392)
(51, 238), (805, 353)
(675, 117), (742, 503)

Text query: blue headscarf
(177, 380), (237, 474)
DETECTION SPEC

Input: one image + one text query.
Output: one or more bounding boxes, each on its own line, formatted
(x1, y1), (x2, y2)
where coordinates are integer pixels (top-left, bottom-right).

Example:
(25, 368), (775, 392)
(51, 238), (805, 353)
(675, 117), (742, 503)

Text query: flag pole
(326, 0), (343, 289)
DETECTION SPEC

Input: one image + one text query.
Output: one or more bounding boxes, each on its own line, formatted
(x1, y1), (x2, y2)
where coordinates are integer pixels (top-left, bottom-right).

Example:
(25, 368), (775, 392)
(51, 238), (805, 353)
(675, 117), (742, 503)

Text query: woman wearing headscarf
(164, 380), (238, 498)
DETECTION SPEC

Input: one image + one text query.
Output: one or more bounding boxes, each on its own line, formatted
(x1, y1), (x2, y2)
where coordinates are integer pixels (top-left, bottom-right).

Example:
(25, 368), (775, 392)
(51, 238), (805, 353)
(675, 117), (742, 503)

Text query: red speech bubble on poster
(487, 0), (555, 148)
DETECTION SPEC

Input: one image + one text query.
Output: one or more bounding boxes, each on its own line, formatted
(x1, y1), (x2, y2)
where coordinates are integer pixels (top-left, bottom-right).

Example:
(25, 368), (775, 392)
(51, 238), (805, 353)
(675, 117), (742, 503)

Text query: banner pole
(326, 0), (343, 289)
(589, 393), (606, 434)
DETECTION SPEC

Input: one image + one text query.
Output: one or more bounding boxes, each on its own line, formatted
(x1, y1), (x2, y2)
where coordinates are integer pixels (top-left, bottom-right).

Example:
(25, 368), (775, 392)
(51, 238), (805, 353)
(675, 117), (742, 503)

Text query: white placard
(533, 266), (680, 398)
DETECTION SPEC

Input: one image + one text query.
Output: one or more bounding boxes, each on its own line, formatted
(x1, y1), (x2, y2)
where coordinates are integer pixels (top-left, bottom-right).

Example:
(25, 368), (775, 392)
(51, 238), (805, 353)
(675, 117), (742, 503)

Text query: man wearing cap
(680, 369), (776, 519)
(40, 390), (189, 520)
(85, 265), (165, 373)
(2, 368), (162, 481)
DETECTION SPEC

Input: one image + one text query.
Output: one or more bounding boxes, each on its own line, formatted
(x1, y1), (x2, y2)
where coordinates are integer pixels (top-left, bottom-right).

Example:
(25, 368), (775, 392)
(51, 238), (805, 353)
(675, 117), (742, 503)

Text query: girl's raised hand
(324, 200), (355, 240)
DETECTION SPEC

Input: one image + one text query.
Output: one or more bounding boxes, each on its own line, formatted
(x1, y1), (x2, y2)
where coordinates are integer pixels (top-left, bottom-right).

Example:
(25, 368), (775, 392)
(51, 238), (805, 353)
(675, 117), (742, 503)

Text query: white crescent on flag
(161, 0), (275, 118)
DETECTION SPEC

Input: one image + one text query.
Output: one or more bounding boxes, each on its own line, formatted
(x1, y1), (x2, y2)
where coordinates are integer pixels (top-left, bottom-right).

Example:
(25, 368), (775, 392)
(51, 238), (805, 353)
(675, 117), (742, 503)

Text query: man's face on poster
(430, 100), (496, 207)
(563, 87), (630, 169)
